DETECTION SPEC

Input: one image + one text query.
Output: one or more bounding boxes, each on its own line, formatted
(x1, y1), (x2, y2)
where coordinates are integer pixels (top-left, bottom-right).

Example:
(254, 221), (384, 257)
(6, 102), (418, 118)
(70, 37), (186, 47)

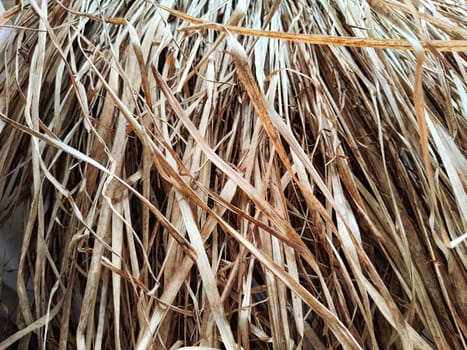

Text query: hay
(0, 0), (465, 349)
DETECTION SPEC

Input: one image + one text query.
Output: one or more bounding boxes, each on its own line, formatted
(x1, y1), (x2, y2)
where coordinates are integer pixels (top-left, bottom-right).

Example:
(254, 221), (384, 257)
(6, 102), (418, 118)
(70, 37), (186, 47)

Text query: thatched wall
(0, 1), (466, 349)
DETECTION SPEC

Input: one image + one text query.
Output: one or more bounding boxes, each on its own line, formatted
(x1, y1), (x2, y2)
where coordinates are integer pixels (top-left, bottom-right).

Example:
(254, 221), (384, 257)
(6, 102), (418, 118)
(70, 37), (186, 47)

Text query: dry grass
(0, 0), (466, 349)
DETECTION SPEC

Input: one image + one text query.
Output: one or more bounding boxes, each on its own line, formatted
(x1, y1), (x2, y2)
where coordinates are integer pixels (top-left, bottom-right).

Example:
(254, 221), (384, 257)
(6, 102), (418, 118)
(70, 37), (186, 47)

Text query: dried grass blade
(159, 5), (467, 52)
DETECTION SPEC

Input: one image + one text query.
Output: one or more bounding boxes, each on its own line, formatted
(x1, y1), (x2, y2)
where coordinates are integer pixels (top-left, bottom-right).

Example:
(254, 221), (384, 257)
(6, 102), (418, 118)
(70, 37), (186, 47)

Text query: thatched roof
(0, 1), (466, 349)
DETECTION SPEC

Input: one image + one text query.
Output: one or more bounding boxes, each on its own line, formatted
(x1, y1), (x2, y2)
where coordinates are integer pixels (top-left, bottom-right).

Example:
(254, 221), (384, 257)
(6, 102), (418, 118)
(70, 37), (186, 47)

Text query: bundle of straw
(0, 0), (466, 349)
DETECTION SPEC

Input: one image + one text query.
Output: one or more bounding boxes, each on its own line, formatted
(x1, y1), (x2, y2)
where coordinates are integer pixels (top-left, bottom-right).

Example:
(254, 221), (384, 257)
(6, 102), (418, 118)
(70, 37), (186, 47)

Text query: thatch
(0, 0), (466, 349)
